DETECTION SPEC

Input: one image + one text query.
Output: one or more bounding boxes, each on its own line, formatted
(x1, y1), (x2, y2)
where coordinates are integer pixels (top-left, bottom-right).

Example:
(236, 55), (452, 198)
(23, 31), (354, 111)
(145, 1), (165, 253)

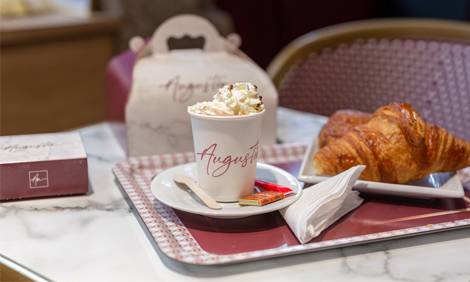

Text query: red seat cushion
(104, 49), (136, 121)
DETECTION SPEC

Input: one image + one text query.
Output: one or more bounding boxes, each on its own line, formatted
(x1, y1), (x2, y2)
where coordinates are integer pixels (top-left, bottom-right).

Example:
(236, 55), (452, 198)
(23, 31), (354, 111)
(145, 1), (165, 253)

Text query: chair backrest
(267, 19), (470, 142)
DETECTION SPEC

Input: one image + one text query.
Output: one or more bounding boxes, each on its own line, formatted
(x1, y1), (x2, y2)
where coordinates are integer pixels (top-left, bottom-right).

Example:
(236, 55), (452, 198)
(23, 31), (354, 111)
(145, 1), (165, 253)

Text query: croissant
(313, 103), (470, 184)
(319, 109), (372, 147)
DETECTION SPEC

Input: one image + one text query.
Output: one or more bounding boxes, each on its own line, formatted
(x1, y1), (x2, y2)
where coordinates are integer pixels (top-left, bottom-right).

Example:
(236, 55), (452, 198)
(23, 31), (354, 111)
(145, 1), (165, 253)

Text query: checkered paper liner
(113, 143), (470, 265)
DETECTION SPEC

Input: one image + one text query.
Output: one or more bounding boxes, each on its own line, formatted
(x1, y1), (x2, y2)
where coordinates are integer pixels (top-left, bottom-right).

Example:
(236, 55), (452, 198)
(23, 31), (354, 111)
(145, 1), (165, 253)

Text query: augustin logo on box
(29, 170), (49, 188)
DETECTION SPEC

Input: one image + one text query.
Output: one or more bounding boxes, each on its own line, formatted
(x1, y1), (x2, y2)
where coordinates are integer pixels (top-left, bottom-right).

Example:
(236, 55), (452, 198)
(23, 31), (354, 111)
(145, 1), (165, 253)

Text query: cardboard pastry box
(126, 14), (278, 157)
(0, 132), (89, 201)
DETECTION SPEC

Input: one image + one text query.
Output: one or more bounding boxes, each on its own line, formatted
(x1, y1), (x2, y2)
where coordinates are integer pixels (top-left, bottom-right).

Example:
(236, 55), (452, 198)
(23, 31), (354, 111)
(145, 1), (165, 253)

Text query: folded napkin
(458, 167), (470, 190)
(280, 165), (366, 244)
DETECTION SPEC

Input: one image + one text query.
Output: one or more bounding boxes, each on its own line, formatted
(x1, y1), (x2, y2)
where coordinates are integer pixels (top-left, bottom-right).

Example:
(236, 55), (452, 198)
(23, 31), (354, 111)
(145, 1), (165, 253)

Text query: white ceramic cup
(188, 109), (265, 202)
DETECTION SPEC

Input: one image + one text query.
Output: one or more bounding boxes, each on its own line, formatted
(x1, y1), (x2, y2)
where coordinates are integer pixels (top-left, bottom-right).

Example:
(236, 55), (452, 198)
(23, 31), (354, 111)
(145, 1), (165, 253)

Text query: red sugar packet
(254, 179), (294, 195)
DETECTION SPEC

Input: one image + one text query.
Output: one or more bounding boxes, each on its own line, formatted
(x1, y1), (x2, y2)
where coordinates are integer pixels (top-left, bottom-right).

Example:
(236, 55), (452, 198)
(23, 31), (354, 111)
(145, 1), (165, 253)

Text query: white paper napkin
(280, 165), (366, 244)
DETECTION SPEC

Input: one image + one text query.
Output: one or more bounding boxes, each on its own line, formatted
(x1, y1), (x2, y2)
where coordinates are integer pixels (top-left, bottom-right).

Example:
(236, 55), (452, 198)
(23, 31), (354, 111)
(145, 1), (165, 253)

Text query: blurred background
(1, 0), (469, 136)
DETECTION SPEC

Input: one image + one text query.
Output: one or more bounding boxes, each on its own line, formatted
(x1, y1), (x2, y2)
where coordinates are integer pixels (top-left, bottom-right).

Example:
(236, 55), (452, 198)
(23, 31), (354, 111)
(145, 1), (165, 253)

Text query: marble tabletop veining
(1, 108), (470, 282)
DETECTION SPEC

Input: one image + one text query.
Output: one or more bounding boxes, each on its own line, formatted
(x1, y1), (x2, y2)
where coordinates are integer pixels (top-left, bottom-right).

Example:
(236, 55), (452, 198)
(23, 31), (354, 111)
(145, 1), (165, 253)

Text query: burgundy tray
(112, 143), (470, 265)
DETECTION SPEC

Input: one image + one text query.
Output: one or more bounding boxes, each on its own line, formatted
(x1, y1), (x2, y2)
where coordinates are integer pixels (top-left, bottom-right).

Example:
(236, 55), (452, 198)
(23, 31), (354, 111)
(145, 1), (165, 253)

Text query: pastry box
(0, 132), (88, 201)
(125, 14), (278, 157)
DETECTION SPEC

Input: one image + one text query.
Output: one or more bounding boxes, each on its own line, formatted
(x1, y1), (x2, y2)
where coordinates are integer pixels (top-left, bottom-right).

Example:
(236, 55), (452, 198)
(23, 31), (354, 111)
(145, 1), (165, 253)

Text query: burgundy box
(0, 132), (88, 200)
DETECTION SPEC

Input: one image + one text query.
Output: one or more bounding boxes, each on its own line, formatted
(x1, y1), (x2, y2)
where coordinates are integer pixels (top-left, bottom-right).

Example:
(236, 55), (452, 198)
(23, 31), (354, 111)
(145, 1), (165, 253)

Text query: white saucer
(151, 162), (303, 218)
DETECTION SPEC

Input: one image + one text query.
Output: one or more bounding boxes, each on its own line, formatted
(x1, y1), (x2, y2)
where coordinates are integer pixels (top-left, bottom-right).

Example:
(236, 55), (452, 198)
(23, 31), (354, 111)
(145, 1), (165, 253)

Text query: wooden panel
(1, 13), (119, 46)
(0, 14), (119, 135)
(0, 262), (34, 282)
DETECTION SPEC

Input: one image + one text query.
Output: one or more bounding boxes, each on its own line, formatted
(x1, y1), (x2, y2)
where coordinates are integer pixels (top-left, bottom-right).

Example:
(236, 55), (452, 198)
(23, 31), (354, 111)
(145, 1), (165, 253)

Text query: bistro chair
(266, 18), (470, 142)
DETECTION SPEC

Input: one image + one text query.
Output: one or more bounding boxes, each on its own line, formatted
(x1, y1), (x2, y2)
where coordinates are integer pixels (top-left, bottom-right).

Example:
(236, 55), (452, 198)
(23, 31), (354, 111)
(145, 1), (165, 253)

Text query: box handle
(150, 14), (224, 54)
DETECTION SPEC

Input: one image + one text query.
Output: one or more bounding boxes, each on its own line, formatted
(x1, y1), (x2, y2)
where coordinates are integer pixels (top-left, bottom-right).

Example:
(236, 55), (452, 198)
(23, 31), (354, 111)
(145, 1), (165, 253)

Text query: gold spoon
(173, 174), (222, 210)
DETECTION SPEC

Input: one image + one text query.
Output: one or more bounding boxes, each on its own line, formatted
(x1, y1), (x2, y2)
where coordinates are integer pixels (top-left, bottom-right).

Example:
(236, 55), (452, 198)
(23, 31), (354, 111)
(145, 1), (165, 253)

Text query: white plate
(151, 162), (303, 218)
(298, 137), (465, 198)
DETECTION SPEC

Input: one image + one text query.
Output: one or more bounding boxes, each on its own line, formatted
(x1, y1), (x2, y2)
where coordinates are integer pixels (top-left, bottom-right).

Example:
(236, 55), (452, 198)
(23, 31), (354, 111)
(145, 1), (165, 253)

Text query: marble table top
(1, 107), (470, 282)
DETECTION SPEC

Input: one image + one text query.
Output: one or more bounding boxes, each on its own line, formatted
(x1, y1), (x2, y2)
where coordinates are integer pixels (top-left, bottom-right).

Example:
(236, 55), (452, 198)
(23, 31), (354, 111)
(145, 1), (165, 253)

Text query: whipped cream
(188, 82), (265, 116)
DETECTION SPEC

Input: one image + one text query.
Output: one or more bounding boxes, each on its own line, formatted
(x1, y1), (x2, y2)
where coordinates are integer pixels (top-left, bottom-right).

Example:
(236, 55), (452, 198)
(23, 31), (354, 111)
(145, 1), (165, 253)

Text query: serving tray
(112, 143), (470, 265)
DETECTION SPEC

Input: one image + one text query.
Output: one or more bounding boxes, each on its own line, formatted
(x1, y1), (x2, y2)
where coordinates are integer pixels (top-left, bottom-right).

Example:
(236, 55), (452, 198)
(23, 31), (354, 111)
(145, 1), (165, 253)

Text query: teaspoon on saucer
(173, 174), (222, 210)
